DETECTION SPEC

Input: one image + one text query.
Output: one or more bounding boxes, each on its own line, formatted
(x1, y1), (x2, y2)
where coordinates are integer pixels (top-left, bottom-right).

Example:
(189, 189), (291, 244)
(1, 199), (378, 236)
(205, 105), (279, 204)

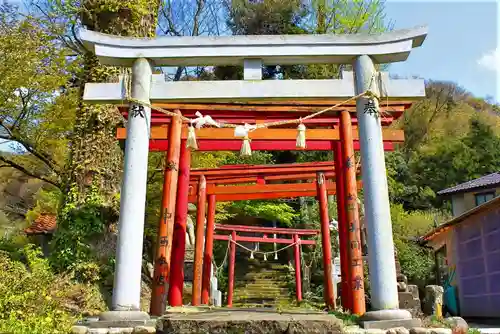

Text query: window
(475, 191), (495, 206)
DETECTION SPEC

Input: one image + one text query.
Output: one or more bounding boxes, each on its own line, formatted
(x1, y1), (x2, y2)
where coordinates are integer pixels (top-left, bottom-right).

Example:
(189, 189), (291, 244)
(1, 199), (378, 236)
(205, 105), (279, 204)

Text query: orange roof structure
(24, 214), (57, 235)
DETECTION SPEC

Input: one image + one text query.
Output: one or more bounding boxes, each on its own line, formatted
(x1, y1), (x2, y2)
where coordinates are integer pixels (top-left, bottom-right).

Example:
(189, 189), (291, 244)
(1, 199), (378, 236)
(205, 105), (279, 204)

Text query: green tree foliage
(390, 204), (445, 284)
(388, 81), (500, 210)
(0, 4), (76, 189)
(230, 201), (299, 226)
(407, 116), (500, 207)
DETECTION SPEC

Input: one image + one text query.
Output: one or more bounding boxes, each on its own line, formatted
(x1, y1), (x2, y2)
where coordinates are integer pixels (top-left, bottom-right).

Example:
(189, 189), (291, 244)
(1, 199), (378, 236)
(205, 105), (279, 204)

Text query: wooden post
(227, 230), (237, 307)
(150, 111), (182, 316)
(316, 172), (336, 309)
(192, 175), (207, 306)
(334, 140), (352, 311)
(340, 110), (366, 315)
(293, 234), (303, 302)
(168, 141), (191, 307)
(201, 194), (216, 304)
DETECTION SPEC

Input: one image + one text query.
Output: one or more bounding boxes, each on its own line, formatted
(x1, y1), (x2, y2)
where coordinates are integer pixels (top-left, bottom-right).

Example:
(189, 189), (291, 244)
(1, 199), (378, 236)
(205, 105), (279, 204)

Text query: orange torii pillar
(334, 140), (351, 311)
(316, 172), (336, 309)
(293, 234), (303, 302)
(192, 175), (207, 305)
(150, 111), (182, 316)
(227, 230), (237, 307)
(340, 110), (366, 315)
(167, 142), (192, 306)
(201, 194), (216, 304)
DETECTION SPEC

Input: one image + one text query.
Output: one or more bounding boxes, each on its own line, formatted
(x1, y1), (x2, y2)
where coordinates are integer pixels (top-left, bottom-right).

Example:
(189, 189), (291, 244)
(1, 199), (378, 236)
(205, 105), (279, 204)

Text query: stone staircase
(232, 257), (292, 307)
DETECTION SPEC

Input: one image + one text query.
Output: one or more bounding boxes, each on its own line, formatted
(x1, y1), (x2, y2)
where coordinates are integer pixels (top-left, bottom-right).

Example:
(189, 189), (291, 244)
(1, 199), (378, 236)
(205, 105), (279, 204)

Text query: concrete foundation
(73, 312), (156, 334)
(359, 309), (421, 330)
(360, 318), (422, 330)
(157, 307), (343, 334)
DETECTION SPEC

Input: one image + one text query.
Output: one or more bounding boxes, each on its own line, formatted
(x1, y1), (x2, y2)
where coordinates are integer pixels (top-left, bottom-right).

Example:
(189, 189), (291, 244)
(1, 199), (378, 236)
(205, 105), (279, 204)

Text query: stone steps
(233, 258), (292, 306)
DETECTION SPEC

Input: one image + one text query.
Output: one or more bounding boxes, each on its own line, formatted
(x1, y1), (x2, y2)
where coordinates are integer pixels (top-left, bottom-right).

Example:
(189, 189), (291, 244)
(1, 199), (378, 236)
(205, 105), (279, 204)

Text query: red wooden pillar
(293, 234), (303, 302)
(201, 194), (216, 304)
(192, 175), (207, 306)
(167, 141), (191, 307)
(340, 110), (366, 315)
(150, 111), (182, 316)
(316, 172), (336, 309)
(334, 140), (352, 311)
(227, 230), (237, 307)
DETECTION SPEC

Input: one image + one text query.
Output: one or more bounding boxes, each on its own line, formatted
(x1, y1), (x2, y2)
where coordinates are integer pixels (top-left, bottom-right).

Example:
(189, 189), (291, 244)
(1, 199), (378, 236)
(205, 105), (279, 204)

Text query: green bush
(391, 204), (437, 284)
(0, 243), (106, 334)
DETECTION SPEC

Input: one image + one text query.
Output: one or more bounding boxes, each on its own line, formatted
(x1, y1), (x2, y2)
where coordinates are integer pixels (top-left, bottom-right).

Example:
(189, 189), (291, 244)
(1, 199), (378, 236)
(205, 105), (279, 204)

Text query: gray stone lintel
(78, 26), (427, 67)
(83, 71), (425, 104)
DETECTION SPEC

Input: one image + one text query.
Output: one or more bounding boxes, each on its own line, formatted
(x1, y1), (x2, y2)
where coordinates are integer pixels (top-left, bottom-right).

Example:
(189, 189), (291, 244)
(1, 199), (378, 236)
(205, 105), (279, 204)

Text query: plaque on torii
(78, 26), (427, 322)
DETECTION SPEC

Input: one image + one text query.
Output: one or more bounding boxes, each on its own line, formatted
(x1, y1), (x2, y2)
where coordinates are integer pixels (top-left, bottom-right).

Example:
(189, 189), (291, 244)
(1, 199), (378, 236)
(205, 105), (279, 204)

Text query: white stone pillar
(112, 58), (152, 311)
(353, 55), (400, 312)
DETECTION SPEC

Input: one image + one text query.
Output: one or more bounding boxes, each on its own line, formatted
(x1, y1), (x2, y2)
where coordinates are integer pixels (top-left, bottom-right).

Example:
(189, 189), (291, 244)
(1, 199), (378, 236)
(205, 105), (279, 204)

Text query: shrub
(0, 244), (106, 334)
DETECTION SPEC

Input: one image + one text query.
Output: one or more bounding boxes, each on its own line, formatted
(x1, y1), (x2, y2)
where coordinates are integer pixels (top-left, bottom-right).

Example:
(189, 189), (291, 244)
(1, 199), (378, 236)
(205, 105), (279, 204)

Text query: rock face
(443, 317), (468, 331)
(158, 309), (343, 334)
(422, 285), (444, 316)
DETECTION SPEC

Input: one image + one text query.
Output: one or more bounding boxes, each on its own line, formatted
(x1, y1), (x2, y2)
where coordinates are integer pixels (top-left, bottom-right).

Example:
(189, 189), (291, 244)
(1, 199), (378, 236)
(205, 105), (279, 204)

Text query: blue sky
(384, 0), (499, 102)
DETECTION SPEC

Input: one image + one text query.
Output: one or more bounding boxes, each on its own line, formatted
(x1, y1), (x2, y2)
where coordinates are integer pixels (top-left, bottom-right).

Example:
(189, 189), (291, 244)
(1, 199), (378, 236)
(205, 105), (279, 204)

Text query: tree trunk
(51, 1), (161, 280)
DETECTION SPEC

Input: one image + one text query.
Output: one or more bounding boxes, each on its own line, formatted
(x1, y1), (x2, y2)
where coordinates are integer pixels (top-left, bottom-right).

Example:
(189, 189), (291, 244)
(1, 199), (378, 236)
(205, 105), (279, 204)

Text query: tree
(408, 117), (500, 207)
(0, 4), (75, 189)
(386, 150), (436, 210)
(400, 81), (469, 153)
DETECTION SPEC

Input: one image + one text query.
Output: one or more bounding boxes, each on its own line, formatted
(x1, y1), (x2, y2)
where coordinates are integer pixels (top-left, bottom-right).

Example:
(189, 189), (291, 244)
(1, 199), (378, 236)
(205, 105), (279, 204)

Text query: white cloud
(477, 48), (500, 71)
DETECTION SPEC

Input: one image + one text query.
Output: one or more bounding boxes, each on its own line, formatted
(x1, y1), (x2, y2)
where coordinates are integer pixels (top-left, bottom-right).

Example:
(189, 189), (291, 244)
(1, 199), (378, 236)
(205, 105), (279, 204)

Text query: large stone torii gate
(79, 26), (427, 325)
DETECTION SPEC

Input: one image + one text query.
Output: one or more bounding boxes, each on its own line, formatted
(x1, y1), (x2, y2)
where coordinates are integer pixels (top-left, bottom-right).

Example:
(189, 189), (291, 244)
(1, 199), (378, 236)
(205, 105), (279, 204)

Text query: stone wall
(395, 250), (422, 316)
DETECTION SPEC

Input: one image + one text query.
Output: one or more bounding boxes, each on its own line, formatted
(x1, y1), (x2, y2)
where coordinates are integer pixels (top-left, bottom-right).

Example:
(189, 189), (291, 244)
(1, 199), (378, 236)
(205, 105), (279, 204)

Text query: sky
(384, 0), (500, 102)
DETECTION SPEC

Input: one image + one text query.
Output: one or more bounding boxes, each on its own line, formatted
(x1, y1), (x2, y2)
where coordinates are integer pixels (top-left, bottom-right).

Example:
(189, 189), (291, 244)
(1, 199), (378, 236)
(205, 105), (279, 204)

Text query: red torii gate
(213, 224), (320, 307)
(184, 163), (363, 308)
(116, 101), (406, 316)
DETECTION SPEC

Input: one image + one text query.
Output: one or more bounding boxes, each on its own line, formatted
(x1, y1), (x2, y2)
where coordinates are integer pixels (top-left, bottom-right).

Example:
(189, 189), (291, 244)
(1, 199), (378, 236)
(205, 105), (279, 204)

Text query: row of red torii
(79, 26), (428, 323)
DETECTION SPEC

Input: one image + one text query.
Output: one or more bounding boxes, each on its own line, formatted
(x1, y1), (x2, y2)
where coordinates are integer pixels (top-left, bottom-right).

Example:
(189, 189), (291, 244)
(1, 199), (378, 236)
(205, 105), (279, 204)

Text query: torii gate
(80, 26), (427, 325)
(212, 223), (320, 307)
(185, 162), (363, 309)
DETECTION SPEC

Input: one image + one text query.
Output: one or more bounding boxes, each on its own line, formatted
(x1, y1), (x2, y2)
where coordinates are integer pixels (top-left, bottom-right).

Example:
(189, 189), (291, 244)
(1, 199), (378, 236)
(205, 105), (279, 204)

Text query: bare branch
(162, 1), (182, 36)
(192, 0), (205, 36)
(0, 155), (61, 188)
(0, 134), (60, 174)
(173, 66), (184, 81)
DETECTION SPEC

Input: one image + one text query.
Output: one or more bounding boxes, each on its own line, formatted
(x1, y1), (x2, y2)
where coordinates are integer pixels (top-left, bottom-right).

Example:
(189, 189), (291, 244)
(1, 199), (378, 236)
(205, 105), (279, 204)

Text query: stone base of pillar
(358, 309), (422, 330)
(72, 312), (155, 333)
(99, 311), (151, 321)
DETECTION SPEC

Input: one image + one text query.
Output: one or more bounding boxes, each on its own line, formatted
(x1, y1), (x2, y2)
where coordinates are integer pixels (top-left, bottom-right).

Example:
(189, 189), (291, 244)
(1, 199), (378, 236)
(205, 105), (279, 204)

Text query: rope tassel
(274, 252), (278, 260)
(263, 253), (267, 261)
(250, 251), (254, 259)
(296, 122), (306, 149)
(240, 136), (252, 157)
(186, 126), (198, 150)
